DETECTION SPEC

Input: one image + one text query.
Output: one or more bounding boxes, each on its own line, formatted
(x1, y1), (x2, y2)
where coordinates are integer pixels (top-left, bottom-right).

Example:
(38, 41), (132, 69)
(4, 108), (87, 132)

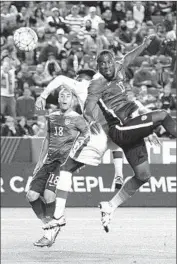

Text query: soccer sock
(45, 201), (56, 222)
(54, 190), (69, 219)
(112, 149), (123, 186)
(29, 198), (46, 223)
(53, 171), (72, 219)
(110, 176), (145, 210)
(162, 114), (176, 137)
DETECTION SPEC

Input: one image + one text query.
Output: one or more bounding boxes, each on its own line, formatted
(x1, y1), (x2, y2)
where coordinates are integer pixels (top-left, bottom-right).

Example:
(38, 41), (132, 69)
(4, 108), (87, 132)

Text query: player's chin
(102, 70), (114, 78)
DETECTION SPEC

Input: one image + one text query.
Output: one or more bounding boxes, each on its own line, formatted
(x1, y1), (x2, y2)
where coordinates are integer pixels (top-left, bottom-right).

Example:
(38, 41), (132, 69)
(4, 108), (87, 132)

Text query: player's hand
(143, 34), (156, 47)
(35, 96), (46, 110)
(148, 132), (161, 147)
(90, 121), (101, 135)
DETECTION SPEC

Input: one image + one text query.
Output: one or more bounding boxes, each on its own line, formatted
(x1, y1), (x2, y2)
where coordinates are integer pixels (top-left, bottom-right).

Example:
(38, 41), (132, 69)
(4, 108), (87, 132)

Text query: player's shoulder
(89, 72), (106, 93)
(92, 72), (105, 81)
(66, 110), (81, 118)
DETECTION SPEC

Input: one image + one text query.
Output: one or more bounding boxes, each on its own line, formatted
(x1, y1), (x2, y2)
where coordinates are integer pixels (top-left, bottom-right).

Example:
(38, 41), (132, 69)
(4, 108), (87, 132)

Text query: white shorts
(70, 127), (120, 166)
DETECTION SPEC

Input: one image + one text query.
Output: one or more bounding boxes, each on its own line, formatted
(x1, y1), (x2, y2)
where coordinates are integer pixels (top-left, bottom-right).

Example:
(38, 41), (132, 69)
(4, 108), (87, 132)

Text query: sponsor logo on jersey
(65, 118), (71, 125)
(141, 115), (147, 121)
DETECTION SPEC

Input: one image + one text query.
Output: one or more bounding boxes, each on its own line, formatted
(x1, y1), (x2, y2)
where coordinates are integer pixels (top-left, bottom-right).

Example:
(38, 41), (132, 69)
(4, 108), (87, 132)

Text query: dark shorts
(109, 113), (153, 167)
(29, 161), (60, 195)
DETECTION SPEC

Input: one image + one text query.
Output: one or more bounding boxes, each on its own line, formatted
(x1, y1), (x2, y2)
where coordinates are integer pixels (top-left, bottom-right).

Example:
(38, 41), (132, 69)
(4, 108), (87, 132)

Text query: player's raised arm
(35, 75), (79, 110)
(83, 78), (102, 133)
(122, 35), (156, 67)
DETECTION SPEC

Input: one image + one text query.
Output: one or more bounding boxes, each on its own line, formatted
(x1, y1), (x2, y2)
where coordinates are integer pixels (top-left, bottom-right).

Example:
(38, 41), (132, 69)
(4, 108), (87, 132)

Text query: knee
(44, 189), (56, 203)
(26, 190), (40, 202)
(136, 170), (151, 183)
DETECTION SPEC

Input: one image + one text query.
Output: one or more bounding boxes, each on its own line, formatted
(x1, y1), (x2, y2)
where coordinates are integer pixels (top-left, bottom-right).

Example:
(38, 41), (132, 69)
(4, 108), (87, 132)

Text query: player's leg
(41, 158), (84, 247)
(99, 140), (150, 232)
(48, 130), (107, 223)
(109, 140), (150, 209)
(26, 165), (49, 224)
(42, 161), (61, 221)
(150, 109), (176, 137)
(109, 109), (176, 148)
(34, 161), (61, 247)
(53, 157), (84, 221)
(109, 138), (124, 189)
(26, 190), (46, 222)
(35, 190), (58, 248)
(112, 149), (124, 189)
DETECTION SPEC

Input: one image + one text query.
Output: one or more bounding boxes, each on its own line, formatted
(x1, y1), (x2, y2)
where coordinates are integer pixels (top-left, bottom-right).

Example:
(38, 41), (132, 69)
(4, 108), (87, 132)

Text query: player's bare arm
(35, 76), (79, 110)
(122, 35), (156, 67)
(84, 78), (103, 133)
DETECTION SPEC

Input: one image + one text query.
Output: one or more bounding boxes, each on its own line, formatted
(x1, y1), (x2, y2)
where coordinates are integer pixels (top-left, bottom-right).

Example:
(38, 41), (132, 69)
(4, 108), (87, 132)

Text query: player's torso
(98, 71), (137, 124)
(47, 111), (79, 164)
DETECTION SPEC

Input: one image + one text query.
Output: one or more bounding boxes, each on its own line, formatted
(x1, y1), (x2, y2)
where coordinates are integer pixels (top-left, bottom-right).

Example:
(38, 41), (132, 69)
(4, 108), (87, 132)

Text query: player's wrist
(89, 121), (96, 127)
(40, 94), (47, 100)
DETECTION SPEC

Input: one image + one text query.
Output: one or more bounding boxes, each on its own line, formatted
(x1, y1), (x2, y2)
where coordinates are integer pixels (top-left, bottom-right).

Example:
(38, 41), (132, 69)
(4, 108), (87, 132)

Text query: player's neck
(60, 108), (72, 115)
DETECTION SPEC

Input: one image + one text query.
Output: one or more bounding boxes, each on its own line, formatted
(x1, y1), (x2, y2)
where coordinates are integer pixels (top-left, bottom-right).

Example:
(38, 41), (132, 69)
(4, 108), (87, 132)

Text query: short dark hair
(77, 69), (96, 78)
(97, 50), (114, 64)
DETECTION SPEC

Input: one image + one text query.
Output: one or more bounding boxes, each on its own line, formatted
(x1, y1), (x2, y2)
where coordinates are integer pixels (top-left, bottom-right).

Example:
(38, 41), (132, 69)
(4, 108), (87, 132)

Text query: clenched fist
(35, 96), (46, 110)
(143, 34), (156, 47)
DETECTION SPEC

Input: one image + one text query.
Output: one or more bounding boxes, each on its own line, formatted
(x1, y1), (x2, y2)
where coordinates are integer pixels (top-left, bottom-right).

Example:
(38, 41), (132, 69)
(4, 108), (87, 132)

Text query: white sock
(44, 229), (52, 239)
(54, 197), (66, 219)
(112, 149), (123, 180)
(53, 171), (72, 219)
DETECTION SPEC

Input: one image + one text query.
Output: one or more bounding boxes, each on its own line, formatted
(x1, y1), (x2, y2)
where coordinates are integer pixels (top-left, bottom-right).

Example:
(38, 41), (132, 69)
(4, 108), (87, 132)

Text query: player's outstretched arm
(123, 35), (156, 67)
(35, 76), (79, 110)
(84, 79), (102, 134)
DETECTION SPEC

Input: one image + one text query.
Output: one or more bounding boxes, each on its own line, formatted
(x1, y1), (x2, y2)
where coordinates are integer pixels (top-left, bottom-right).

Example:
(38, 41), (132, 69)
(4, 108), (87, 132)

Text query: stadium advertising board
(1, 138), (176, 207)
(1, 164), (176, 207)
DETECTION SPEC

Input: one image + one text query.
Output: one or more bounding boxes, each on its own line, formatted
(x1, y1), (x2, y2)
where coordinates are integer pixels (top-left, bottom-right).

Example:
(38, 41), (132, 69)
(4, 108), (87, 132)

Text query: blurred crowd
(1, 1), (176, 138)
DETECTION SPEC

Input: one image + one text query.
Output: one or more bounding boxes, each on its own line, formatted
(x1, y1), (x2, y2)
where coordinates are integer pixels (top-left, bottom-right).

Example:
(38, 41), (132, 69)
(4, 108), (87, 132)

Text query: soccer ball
(14, 27), (38, 52)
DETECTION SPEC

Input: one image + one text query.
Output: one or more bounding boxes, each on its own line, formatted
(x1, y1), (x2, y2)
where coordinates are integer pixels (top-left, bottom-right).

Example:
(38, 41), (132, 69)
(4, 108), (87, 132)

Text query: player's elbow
(26, 190), (40, 202)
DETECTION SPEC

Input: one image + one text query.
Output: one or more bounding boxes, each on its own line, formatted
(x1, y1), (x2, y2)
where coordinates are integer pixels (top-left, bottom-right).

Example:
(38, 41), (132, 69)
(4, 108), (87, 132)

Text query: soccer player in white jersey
(36, 69), (124, 189)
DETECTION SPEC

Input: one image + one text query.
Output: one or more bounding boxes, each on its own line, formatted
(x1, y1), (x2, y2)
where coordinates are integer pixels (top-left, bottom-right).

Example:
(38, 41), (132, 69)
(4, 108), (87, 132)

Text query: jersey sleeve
(70, 116), (90, 156)
(41, 75), (78, 99)
(75, 116), (90, 139)
(84, 78), (103, 124)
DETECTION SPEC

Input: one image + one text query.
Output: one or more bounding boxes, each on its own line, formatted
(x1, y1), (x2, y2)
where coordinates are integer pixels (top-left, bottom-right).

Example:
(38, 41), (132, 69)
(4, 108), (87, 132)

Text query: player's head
(76, 69), (96, 81)
(97, 50), (116, 80)
(58, 87), (74, 112)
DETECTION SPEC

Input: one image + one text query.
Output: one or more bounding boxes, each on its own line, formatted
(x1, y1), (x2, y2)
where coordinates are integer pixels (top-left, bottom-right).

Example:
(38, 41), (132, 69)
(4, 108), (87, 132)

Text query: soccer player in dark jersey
(83, 35), (177, 232)
(26, 87), (89, 246)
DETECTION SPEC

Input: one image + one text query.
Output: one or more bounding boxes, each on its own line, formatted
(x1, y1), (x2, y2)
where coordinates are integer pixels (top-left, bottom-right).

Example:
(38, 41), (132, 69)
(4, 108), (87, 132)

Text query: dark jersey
(84, 70), (138, 125)
(46, 110), (89, 164)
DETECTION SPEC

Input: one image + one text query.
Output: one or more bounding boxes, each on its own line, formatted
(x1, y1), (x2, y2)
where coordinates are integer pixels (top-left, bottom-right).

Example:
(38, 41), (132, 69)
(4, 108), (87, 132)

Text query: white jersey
(41, 74), (108, 129)
(41, 75), (89, 112)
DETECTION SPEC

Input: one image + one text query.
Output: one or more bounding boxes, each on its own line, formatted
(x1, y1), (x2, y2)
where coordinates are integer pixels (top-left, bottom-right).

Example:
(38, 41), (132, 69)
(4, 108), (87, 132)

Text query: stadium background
(1, 1), (176, 207)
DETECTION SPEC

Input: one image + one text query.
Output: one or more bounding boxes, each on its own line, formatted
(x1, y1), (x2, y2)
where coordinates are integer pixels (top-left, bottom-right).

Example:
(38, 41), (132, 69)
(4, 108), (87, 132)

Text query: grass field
(1, 208), (176, 264)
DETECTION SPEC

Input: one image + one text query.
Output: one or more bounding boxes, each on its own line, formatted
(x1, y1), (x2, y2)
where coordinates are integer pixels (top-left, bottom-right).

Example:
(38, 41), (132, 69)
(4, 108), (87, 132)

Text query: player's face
(98, 54), (115, 80)
(58, 91), (73, 111)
